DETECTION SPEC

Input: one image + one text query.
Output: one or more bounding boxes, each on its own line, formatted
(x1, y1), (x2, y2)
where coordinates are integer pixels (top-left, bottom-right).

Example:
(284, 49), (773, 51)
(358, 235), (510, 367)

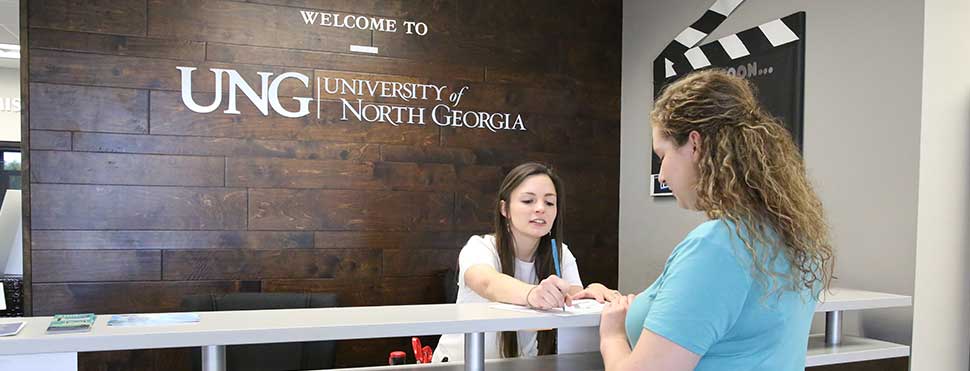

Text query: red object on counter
(389, 351), (407, 365)
(411, 337), (433, 363)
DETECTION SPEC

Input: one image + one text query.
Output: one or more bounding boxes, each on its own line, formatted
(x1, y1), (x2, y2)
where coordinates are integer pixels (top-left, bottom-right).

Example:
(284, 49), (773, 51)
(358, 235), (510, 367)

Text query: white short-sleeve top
(433, 234), (582, 362)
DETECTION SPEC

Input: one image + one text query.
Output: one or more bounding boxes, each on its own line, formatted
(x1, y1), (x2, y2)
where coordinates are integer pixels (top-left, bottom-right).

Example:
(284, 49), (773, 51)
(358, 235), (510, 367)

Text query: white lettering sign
(299, 10), (424, 36)
(176, 67), (526, 133)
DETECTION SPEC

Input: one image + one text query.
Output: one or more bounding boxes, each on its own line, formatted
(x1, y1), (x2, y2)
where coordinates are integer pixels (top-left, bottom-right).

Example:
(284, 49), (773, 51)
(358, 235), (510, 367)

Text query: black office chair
(441, 267), (459, 304)
(180, 292), (338, 371)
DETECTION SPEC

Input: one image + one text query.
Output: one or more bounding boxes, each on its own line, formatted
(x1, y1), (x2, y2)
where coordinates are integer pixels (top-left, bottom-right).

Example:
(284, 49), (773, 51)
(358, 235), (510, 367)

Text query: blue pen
(551, 238), (564, 311)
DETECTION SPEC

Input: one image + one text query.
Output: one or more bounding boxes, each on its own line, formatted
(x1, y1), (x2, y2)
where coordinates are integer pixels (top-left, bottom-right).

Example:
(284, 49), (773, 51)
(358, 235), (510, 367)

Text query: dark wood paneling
(453, 165), (506, 194)
(32, 230), (314, 250)
(32, 281), (241, 315)
(455, 191), (496, 232)
(381, 144), (476, 165)
(162, 249), (381, 280)
(29, 83), (148, 133)
(230, 158), (473, 191)
(261, 278), (382, 307)
(30, 50), (312, 96)
(31, 184), (247, 230)
(383, 249), (458, 277)
(249, 189), (452, 231)
(237, 0), (456, 20)
(31, 150), (225, 186)
(150, 91), (438, 145)
(372, 162), (458, 192)
(32, 250), (161, 283)
(29, 130), (71, 150)
(381, 276), (448, 305)
(73, 132), (381, 161)
(373, 29), (554, 73)
(79, 349), (193, 371)
(29, 0), (147, 36)
(147, 0), (370, 52)
(313, 231), (467, 250)
(29, 28), (206, 61)
(227, 157), (382, 189)
(206, 43), (483, 81)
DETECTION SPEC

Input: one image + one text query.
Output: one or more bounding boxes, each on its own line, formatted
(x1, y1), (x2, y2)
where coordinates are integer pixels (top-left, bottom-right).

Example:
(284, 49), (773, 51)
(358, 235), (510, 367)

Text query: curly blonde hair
(651, 69), (833, 297)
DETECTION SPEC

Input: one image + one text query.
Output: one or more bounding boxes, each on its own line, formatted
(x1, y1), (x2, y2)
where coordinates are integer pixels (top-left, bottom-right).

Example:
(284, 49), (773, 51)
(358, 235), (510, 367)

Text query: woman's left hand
(600, 294), (635, 342)
(570, 283), (623, 303)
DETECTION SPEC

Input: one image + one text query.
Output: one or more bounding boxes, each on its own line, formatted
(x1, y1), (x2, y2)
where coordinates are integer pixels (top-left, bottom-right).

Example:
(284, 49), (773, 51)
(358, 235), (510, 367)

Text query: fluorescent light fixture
(0, 44), (18, 59)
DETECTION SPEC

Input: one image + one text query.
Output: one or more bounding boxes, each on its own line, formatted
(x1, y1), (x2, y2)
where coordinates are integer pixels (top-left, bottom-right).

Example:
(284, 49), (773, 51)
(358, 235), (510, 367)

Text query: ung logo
(176, 66), (313, 118)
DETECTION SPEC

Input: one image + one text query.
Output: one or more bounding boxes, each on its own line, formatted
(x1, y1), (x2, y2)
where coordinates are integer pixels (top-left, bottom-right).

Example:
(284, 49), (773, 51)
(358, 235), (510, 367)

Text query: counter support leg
(202, 345), (226, 371)
(825, 311), (842, 345)
(464, 332), (485, 371)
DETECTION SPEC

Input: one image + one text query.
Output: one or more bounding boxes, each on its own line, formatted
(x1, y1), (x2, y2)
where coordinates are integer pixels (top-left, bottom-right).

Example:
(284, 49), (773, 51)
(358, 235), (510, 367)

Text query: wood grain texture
(28, 0), (147, 36)
(31, 150), (225, 186)
(162, 249), (382, 280)
(32, 281), (242, 315)
(73, 132), (381, 161)
(30, 50), (312, 96)
(31, 184), (247, 230)
(382, 249), (458, 277)
(313, 231), (467, 250)
(32, 230), (314, 250)
(206, 42), (483, 81)
(249, 189), (452, 231)
(29, 83), (148, 133)
(32, 250), (161, 283)
(147, 0), (370, 52)
(29, 28), (206, 61)
(29, 130), (71, 150)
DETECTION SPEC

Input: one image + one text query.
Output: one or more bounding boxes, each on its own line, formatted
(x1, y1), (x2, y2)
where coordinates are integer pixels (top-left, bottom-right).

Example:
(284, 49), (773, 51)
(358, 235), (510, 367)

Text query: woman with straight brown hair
(598, 69), (834, 370)
(433, 162), (619, 362)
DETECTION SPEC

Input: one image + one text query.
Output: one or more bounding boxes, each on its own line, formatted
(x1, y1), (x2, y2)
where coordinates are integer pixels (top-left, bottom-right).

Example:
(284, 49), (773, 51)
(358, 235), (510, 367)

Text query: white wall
(910, 0), (970, 368)
(621, 0), (924, 347)
(0, 67), (20, 142)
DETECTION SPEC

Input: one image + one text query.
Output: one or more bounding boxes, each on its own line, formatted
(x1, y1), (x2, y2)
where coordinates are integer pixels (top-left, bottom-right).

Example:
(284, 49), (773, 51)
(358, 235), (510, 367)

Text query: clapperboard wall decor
(650, 2), (806, 196)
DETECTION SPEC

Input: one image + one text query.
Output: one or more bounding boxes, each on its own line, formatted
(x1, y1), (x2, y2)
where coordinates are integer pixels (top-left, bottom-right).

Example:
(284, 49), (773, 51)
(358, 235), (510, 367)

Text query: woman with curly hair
(598, 69), (835, 371)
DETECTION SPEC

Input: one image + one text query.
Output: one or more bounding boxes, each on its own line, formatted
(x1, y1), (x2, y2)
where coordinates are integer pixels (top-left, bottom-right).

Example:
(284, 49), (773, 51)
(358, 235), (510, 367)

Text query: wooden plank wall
(25, 0), (621, 369)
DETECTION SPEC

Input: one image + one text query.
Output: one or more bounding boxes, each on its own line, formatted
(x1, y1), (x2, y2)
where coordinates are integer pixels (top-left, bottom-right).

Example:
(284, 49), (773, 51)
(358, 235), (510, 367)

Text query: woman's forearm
(601, 334), (633, 371)
(465, 266), (534, 305)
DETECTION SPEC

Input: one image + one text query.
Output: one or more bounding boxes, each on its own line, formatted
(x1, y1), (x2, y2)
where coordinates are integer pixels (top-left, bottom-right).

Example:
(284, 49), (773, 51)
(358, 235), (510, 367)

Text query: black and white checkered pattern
(656, 12), (802, 80)
(657, 0), (745, 65)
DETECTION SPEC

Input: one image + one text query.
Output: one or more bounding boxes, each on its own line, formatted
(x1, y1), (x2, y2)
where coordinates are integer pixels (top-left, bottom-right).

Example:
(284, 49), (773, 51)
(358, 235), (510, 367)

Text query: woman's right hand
(527, 275), (572, 309)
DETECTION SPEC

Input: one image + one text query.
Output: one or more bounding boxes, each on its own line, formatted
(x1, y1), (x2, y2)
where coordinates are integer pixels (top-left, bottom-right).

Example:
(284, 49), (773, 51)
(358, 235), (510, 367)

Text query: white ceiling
(0, 0), (17, 46)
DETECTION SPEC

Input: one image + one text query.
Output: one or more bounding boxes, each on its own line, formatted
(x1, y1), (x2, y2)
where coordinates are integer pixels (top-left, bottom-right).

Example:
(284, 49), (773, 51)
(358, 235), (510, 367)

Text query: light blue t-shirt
(626, 219), (816, 371)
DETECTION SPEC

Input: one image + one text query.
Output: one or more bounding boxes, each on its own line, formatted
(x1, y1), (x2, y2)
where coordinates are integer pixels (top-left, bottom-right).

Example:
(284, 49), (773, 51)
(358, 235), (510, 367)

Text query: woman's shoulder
(465, 234), (495, 246)
(686, 219), (735, 241)
(679, 219), (750, 257)
(461, 234), (498, 253)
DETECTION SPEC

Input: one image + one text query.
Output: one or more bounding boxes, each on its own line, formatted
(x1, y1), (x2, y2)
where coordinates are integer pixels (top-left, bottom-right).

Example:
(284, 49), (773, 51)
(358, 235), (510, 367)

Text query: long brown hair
(493, 162), (565, 357)
(651, 69), (834, 298)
